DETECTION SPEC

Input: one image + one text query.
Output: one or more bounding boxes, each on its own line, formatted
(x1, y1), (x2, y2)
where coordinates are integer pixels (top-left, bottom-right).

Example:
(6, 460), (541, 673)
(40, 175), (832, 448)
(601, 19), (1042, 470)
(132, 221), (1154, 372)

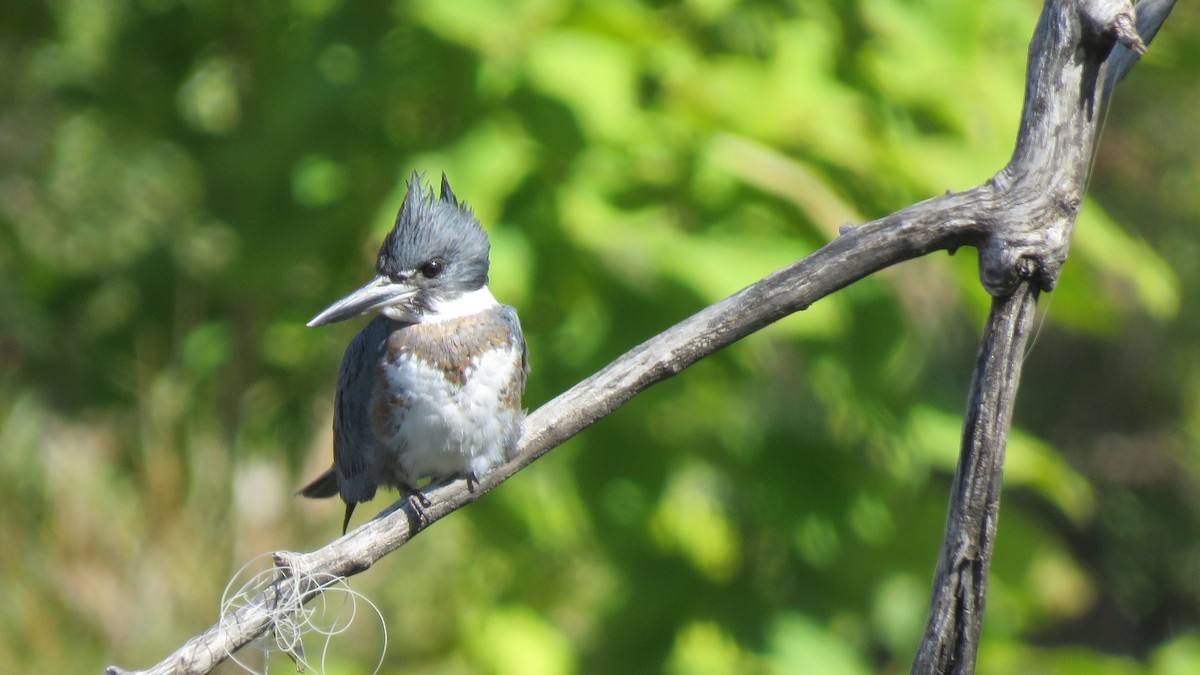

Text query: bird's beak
(307, 275), (416, 327)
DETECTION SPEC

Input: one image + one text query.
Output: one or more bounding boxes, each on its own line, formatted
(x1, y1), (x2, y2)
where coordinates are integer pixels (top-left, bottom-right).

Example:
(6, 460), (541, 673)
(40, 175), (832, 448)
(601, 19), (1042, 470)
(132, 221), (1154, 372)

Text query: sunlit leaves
(650, 462), (742, 583)
(291, 154), (350, 207)
(905, 406), (1096, 523)
(526, 30), (641, 143)
(467, 605), (578, 675)
(767, 614), (874, 675)
(177, 55), (242, 135)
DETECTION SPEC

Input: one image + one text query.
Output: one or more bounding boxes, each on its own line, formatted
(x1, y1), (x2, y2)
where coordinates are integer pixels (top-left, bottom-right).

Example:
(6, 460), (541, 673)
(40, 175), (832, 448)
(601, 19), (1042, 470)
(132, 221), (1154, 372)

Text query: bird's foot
(406, 489), (432, 528)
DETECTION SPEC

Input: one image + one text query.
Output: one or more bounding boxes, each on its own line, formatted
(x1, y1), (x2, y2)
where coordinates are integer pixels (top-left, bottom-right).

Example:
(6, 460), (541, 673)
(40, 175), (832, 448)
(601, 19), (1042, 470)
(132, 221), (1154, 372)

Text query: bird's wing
(331, 316), (389, 504)
(498, 304), (529, 389)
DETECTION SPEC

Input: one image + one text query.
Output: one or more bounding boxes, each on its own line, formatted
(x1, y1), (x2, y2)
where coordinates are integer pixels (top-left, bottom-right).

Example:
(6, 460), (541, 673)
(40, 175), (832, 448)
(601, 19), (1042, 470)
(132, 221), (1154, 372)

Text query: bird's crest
(375, 172), (490, 288)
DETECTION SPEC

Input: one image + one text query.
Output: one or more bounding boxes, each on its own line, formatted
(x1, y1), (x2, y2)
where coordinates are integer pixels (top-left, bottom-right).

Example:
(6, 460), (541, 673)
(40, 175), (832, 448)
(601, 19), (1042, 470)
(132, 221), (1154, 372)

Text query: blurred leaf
(1072, 202), (1181, 321)
(767, 614), (872, 675)
(908, 406), (1097, 523)
(650, 462), (742, 583)
(468, 605), (578, 675)
(1151, 634), (1200, 675)
(870, 573), (927, 655)
(668, 621), (752, 675)
(978, 642), (1143, 675)
(182, 321), (232, 375)
(176, 55), (242, 135)
(525, 29), (640, 142)
(292, 154), (351, 208)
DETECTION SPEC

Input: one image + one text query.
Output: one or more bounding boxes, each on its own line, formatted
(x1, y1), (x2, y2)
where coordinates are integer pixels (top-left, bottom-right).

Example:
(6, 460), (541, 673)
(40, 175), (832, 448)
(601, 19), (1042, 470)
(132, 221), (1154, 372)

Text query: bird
(299, 172), (528, 533)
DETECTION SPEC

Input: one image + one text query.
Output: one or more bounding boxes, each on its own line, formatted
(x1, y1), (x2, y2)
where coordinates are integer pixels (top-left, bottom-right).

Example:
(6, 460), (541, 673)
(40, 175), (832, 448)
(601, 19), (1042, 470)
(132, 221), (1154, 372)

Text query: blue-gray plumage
(300, 173), (528, 533)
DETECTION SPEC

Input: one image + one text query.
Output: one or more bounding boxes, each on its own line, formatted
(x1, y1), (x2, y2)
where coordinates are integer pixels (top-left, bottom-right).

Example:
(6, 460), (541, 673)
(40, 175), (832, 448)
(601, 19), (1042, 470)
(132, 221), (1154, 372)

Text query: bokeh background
(2, 0), (1200, 673)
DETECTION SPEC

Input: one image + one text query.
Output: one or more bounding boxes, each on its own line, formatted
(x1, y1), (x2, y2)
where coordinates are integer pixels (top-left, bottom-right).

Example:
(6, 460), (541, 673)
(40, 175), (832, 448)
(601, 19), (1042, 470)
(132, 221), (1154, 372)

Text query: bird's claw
(406, 490), (432, 528)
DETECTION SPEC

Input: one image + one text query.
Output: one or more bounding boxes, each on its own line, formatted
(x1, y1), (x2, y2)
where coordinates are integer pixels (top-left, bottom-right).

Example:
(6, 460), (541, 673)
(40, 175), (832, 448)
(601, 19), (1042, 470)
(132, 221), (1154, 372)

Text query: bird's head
(307, 172), (492, 327)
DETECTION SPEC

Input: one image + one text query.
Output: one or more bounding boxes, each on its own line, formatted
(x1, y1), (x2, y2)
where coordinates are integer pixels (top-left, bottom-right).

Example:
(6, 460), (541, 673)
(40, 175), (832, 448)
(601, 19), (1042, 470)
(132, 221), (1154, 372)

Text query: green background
(2, 0), (1200, 673)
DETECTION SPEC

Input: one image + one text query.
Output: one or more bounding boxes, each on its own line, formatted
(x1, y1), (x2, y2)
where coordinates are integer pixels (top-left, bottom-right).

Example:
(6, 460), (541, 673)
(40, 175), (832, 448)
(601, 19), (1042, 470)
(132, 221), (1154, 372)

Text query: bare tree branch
(106, 0), (1175, 673)
(912, 1), (1175, 673)
(912, 281), (1041, 673)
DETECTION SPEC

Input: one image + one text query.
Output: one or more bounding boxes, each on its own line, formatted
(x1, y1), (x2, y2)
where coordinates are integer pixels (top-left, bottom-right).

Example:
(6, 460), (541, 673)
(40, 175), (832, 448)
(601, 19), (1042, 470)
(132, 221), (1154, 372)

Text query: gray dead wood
(912, 1), (1174, 673)
(106, 1), (1175, 673)
(910, 281), (1040, 674)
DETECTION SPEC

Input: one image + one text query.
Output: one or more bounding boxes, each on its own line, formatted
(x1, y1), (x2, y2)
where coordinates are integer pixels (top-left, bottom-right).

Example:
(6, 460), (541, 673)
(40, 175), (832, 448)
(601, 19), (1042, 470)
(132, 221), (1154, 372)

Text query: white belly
(378, 345), (522, 484)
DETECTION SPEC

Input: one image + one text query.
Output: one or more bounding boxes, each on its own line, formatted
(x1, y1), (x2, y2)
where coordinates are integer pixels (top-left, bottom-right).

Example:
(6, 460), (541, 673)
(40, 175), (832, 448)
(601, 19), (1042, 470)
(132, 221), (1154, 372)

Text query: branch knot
(1080, 0), (1146, 54)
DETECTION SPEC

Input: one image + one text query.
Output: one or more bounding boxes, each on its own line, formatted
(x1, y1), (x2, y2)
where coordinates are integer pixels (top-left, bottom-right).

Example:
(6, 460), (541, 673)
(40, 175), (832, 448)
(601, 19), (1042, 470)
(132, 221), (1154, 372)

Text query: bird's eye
(419, 259), (444, 278)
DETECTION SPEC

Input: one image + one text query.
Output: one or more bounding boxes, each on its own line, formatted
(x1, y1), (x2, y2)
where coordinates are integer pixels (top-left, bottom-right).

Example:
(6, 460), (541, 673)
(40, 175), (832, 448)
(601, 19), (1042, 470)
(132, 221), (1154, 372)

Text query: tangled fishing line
(217, 553), (387, 674)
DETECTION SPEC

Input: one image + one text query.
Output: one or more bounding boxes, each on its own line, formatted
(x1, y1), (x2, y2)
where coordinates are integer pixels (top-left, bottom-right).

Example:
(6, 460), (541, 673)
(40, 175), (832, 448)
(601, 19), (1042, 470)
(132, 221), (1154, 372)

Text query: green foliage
(2, 0), (1199, 673)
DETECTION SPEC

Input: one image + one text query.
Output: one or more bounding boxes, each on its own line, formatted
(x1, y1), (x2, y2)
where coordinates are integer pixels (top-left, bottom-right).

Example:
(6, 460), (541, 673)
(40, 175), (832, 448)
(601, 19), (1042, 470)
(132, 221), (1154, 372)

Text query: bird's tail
(297, 468), (339, 498)
(298, 467), (360, 533)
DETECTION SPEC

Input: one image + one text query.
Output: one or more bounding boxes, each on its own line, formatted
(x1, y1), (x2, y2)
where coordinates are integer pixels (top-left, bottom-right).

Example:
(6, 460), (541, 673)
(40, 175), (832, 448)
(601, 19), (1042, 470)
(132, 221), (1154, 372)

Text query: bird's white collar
(420, 286), (499, 324)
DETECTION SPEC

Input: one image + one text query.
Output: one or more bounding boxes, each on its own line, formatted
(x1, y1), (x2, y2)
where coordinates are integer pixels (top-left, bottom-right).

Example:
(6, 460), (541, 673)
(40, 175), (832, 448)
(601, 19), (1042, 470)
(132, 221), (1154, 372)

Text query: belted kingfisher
(300, 172), (528, 533)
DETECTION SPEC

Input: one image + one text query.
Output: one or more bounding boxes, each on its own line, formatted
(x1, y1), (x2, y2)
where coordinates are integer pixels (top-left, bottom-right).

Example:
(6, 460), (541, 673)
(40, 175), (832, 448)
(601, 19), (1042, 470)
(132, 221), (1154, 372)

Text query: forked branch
(914, 1), (1174, 672)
